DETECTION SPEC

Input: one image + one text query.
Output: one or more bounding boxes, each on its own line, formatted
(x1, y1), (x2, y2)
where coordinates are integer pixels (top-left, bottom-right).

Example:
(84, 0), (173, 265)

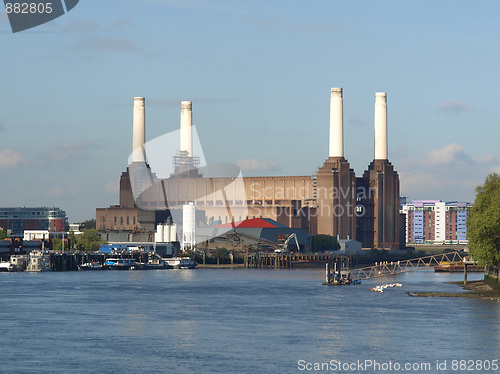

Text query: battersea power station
(97, 88), (404, 250)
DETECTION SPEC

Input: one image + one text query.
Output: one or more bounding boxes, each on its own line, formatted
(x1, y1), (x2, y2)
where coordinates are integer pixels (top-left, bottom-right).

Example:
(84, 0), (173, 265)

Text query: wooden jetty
(244, 252), (352, 269)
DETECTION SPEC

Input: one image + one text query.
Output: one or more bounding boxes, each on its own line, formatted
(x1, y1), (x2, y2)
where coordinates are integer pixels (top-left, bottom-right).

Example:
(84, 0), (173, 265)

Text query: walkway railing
(348, 252), (464, 280)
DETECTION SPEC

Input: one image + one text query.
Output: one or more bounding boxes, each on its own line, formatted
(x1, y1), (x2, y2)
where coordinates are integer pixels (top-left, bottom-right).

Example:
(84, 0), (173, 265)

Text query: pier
(244, 252), (352, 269)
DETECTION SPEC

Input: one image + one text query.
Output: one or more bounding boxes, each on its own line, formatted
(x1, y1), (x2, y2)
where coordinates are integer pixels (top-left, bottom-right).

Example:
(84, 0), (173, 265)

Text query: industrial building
(97, 88), (403, 250)
(401, 200), (472, 244)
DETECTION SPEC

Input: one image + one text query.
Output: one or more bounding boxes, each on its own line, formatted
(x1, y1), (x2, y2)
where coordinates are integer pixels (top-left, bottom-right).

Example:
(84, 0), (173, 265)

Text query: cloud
(112, 18), (135, 29)
(47, 141), (94, 161)
(63, 19), (103, 33)
(398, 143), (500, 202)
(0, 149), (24, 169)
(62, 18), (134, 33)
(247, 17), (336, 33)
(46, 185), (79, 199)
(437, 100), (471, 114)
(422, 143), (473, 167)
(103, 180), (119, 195)
(235, 158), (280, 172)
(46, 185), (64, 199)
(72, 37), (139, 51)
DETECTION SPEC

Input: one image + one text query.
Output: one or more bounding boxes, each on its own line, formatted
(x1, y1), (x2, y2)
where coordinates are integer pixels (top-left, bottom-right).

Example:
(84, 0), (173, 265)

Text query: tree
(467, 173), (500, 266)
(74, 229), (106, 251)
(0, 229), (7, 240)
(80, 219), (96, 230)
(52, 238), (62, 252)
(68, 231), (76, 249)
(312, 234), (340, 252)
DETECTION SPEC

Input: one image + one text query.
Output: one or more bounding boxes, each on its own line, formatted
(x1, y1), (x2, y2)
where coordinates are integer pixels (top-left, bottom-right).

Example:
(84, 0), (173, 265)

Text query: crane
(275, 233), (300, 253)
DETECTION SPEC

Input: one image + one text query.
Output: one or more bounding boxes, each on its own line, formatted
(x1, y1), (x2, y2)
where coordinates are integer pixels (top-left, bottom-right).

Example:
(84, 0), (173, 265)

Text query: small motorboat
(0, 262), (19, 272)
(104, 258), (138, 270)
(370, 283), (402, 292)
(78, 262), (105, 271)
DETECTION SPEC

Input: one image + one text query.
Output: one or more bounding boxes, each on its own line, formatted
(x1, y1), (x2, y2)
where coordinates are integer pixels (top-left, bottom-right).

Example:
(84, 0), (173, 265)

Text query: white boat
(164, 257), (197, 269)
(0, 261), (19, 272)
(370, 283), (402, 292)
(78, 262), (105, 271)
(143, 256), (172, 270)
(26, 251), (53, 272)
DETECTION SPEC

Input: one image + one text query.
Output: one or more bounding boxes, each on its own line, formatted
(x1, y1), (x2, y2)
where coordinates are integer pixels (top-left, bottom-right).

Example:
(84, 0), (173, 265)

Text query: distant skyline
(1, 0), (499, 222)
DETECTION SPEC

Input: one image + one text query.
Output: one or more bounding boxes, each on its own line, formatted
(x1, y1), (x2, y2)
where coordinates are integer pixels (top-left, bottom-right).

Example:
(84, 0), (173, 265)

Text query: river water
(0, 269), (498, 373)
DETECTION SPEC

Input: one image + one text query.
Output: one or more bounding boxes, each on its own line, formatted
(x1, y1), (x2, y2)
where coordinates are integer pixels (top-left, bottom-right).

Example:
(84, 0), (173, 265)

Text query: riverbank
(407, 280), (500, 301)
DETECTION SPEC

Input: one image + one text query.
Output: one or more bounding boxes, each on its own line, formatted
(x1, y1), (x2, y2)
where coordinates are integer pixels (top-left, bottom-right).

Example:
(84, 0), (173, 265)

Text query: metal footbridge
(348, 252), (465, 281)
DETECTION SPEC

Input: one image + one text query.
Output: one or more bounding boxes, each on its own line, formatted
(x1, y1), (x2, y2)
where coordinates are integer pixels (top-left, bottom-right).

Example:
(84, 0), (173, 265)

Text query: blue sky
(1, 0), (499, 222)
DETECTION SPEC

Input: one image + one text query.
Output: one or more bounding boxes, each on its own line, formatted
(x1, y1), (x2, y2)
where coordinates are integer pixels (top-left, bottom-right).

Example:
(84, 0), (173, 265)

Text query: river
(0, 269), (498, 373)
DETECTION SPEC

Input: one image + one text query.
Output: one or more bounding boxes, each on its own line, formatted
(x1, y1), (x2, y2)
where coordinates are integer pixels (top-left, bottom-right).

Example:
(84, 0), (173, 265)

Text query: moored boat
(78, 262), (105, 271)
(0, 262), (19, 272)
(434, 261), (483, 272)
(164, 257), (197, 269)
(143, 255), (172, 270)
(104, 258), (138, 270)
(10, 255), (28, 271)
(26, 251), (53, 272)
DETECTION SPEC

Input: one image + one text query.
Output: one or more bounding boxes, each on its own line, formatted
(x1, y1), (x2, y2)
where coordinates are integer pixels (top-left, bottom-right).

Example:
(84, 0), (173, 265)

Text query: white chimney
(329, 88), (343, 158)
(374, 92), (388, 160)
(180, 101), (193, 157)
(132, 97), (146, 163)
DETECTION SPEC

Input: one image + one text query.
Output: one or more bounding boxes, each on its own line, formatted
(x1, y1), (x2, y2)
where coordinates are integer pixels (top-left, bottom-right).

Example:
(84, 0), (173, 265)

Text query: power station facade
(97, 88), (403, 249)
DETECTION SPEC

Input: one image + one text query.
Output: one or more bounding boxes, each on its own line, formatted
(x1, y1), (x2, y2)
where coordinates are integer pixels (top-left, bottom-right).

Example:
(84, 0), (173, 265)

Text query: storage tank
(182, 202), (195, 250)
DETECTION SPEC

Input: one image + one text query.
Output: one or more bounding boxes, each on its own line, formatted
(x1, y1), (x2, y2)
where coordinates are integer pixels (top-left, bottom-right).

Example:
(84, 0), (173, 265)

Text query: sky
(1, 0), (500, 222)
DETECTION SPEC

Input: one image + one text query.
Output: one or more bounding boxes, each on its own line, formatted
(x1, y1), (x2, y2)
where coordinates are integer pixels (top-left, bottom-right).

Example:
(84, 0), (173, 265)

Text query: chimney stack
(132, 97), (146, 163)
(374, 92), (388, 160)
(180, 101), (193, 157)
(329, 88), (344, 158)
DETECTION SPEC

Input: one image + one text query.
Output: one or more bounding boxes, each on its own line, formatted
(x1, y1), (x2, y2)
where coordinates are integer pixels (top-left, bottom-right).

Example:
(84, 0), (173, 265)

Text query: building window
(133, 217), (136, 224)
(127, 217), (129, 225)
(120, 217), (123, 225)
(114, 217), (117, 224)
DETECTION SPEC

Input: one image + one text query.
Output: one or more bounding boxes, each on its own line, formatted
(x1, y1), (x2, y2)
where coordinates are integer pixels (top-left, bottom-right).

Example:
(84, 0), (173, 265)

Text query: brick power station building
(97, 89), (404, 249)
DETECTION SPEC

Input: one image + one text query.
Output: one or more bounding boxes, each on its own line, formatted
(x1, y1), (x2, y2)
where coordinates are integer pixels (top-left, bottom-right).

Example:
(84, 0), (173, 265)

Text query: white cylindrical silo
(180, 101), (193, 157)
(156, 224), (164, 243)
(169, 224), (177, 242)
(182, 202), (195, 250)
(132, 97), (146, 163)
(374, 92), (388, 160)
(329, 88), (344, 158)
